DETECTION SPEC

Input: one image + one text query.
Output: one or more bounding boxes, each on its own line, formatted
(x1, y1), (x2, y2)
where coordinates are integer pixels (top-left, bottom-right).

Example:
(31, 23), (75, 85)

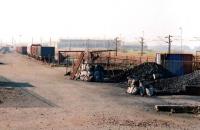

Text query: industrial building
(57, 39), (117, 50)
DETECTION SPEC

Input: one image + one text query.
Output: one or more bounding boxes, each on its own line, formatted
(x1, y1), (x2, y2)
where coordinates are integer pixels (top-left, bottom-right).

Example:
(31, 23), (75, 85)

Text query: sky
(0, 0), (200, 48)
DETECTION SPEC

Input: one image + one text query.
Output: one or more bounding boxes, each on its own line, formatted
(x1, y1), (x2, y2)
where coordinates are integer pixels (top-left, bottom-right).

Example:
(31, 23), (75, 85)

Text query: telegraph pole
(115, 37), (119, 56)
(140, 37), (144, 56)
(165, 35), (173, 54)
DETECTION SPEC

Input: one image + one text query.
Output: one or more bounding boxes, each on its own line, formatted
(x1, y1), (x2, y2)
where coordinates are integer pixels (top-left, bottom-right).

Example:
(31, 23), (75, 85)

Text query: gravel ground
(0, 52), (199, 130)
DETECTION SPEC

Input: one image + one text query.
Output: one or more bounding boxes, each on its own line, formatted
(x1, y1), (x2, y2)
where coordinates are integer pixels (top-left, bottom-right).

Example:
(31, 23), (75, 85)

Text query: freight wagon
(28, 44), (55, 63)
(16, 46), (27, 55)
(37, 46), (55, 62)
(30, 44), (41, 58)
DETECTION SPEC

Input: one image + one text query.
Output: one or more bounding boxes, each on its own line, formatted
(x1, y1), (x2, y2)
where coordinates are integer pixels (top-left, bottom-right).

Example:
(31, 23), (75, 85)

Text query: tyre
(146, 86), (154, 96)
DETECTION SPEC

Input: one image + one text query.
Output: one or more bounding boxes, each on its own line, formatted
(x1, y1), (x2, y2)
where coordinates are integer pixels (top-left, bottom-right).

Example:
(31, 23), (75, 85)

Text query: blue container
(38, 46), (55, 59)
(161, 54), (193, 76)
(164, 54), (184, 76)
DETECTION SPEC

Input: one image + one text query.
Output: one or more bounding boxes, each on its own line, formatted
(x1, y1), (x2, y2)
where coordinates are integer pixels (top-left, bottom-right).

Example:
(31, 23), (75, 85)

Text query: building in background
(57, 39), (116, 51)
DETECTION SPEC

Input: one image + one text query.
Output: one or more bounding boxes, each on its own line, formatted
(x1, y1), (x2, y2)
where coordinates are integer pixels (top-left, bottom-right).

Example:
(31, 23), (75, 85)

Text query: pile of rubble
(125, 62), (175, 96)
(111, 62), (173, 82)
(154, 70), (200, 93)
(128, 62), (173, 79)
(127, 62), (200, 96)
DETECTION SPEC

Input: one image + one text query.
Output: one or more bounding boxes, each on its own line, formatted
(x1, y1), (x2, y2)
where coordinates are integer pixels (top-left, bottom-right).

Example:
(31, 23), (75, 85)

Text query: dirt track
(0, 52), (199, 130)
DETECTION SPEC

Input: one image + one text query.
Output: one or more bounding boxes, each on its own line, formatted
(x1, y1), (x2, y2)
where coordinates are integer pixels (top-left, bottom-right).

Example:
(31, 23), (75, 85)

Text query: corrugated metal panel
(161, 54), (193, 76)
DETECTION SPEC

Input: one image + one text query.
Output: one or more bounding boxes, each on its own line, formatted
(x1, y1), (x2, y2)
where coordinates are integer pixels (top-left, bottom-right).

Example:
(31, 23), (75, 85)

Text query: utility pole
(140, 37), (144, 56)
(165, 35), (173, 54)
(115, 37), (119, 56)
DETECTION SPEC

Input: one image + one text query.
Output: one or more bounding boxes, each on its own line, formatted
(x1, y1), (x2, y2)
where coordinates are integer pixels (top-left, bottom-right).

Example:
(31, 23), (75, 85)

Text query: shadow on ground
(0, 76), (57, 108)
(0, 81), (34, 88)
(0, 62), (6, 65)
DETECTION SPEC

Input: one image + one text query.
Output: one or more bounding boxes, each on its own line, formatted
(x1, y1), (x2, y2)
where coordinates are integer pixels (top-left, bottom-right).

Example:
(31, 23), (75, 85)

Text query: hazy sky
(0, 0), (200, 47)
